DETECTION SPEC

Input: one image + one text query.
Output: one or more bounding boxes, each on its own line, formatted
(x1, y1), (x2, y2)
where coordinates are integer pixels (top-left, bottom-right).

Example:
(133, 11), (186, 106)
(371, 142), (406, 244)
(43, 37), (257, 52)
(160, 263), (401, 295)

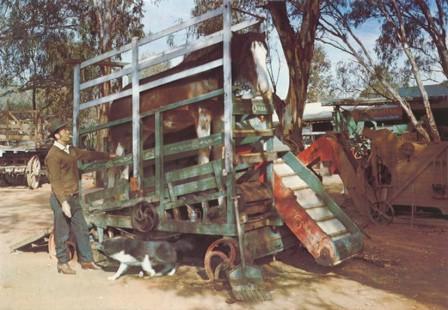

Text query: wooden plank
(173, 176), (217, 197)
(165, 160), (222, 183)
(142, 175), (156, 188)
(88, 195), (159, 213)
(233, 129), (274, 137)
(238, 151), (277, 164)
(164, 133), (223, 156)
(84, 180), (129, 203)
(89, 214), (132, 229)
(9, 227), (53, 252)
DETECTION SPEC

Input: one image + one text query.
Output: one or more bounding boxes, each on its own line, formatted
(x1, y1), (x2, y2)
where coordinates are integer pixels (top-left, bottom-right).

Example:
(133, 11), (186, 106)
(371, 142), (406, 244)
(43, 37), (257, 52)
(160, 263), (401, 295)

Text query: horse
(108, 31), (273, 171)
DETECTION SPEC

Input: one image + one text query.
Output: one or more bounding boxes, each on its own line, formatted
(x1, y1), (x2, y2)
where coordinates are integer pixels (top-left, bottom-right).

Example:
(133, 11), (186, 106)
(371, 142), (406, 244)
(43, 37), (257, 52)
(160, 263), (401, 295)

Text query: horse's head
(231, 32), (273, 104)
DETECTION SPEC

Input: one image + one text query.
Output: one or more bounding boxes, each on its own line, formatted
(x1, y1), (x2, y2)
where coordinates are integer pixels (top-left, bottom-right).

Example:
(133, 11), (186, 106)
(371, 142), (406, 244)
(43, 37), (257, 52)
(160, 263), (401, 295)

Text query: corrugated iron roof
(398, 83), (448, 98)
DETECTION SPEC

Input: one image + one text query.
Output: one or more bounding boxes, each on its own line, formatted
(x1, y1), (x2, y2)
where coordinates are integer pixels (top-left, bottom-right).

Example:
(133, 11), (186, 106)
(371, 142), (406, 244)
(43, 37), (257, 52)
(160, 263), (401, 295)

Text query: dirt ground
(0, 181), (447, 310)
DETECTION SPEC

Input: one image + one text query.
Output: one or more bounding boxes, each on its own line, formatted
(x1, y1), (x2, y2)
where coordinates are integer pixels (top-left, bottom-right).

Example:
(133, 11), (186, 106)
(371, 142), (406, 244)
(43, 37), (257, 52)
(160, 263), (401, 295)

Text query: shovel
(227, 197), (272, 302)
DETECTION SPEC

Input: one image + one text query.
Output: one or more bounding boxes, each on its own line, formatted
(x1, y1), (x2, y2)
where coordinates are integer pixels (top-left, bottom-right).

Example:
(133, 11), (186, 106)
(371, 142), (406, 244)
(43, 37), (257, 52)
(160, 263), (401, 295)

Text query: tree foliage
(318, 0), (443, 142)
(307, 45), (334, 102)
(0, 0), (143, 118)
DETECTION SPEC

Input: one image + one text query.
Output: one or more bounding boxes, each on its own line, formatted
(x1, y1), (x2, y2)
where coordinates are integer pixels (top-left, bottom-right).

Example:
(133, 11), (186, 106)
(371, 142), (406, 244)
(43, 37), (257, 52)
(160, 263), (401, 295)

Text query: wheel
(25, 155), (41, 189)
(204, 238), (238, 282)
(131, 202), (158, 233)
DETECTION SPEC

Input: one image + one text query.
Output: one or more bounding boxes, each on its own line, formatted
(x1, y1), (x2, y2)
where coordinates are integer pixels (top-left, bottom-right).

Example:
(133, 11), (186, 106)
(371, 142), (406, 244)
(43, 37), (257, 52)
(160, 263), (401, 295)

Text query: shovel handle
(233, 196), (247, 269)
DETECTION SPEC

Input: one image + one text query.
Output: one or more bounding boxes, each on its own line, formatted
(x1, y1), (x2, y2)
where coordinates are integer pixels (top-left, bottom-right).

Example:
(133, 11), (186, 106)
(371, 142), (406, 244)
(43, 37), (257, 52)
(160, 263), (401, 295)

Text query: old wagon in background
(0, 110), (50, 189)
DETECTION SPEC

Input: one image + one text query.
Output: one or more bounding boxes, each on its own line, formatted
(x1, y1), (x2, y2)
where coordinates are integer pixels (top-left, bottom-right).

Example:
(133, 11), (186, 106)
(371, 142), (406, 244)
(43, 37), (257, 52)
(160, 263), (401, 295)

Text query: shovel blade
(227, 265), (272, 302)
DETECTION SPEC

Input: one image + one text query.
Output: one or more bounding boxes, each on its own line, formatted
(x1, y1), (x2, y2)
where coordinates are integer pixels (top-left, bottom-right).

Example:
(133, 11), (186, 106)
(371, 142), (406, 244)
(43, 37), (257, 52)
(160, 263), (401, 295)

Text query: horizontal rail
(80, 66), (132, 91)
(80, 89), (132, 111)
(80, 7), (223, 69)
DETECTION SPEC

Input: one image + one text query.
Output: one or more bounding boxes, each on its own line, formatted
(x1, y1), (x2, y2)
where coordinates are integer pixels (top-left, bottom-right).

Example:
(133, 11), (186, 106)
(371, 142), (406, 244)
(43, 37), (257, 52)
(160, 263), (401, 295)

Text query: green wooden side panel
(165, 160), (222, 183)
(172, 176), (217, 197)
(84, 179), (129, 203)
(79, 133), (223, 172)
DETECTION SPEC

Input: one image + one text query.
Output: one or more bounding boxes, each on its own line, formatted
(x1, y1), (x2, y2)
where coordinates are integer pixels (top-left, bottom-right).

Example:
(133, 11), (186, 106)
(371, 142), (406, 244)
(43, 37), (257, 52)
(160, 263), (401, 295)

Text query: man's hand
(61, 201), (72, 218)
(109, 154), (117, 160)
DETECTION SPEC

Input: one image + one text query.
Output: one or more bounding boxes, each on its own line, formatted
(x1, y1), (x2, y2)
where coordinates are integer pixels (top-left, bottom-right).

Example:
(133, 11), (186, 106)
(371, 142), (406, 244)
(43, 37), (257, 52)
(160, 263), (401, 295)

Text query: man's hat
(48, 120), (68, 138)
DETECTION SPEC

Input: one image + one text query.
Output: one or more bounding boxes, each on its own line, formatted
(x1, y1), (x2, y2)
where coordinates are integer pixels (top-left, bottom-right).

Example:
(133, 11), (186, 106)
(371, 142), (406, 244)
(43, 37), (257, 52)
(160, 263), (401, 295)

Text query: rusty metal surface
(273, 173), (337, 266)
(204, 238), (238, 282)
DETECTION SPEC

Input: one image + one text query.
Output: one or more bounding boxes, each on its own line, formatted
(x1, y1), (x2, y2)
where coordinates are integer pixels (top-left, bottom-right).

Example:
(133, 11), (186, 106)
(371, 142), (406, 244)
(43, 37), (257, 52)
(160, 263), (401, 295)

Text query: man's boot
(57, 263), (76, 275)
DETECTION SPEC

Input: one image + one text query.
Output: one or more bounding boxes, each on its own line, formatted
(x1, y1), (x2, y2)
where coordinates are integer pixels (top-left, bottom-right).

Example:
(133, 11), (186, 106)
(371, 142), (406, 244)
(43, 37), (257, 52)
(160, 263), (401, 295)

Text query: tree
(412, 0), (448, 79)
(77, 0), (144, 154)
(0, 0), (81, 111)
(319, 1), (435, 143)
(349, 0), (441, 141)
(265, 0), (321, 150)
(0, 0), (144, 122)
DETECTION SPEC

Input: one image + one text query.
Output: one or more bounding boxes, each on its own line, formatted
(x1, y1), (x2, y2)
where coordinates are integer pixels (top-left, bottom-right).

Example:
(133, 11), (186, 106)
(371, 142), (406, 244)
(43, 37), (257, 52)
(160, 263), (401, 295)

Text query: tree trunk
(267, 0), (320, 151)
(389, 0), (440, 142)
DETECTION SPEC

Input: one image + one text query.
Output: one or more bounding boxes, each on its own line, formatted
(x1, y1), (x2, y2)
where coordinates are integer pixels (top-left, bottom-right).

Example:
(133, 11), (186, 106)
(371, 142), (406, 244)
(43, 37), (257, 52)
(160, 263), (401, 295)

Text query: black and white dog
(99, 237), (191, 281)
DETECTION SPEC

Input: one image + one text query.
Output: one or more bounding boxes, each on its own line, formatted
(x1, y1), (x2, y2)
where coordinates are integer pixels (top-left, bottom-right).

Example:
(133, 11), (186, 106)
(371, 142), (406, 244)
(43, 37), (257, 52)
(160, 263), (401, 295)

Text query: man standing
(45, 120), (112, 275)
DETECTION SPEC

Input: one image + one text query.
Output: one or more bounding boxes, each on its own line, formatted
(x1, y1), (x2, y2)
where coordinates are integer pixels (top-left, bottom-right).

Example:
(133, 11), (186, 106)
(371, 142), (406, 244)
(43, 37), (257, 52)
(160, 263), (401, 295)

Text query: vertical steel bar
(223, 0), (234, 225)
(131, 37), (142, 190)
(73, 63), (82, 210)
(72, 64), (80, 147)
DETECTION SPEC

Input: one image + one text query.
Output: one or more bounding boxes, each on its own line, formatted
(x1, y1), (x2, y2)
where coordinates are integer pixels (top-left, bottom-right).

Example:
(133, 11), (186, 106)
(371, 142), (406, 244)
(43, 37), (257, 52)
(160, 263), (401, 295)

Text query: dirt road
(0, 184), (447, 310)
